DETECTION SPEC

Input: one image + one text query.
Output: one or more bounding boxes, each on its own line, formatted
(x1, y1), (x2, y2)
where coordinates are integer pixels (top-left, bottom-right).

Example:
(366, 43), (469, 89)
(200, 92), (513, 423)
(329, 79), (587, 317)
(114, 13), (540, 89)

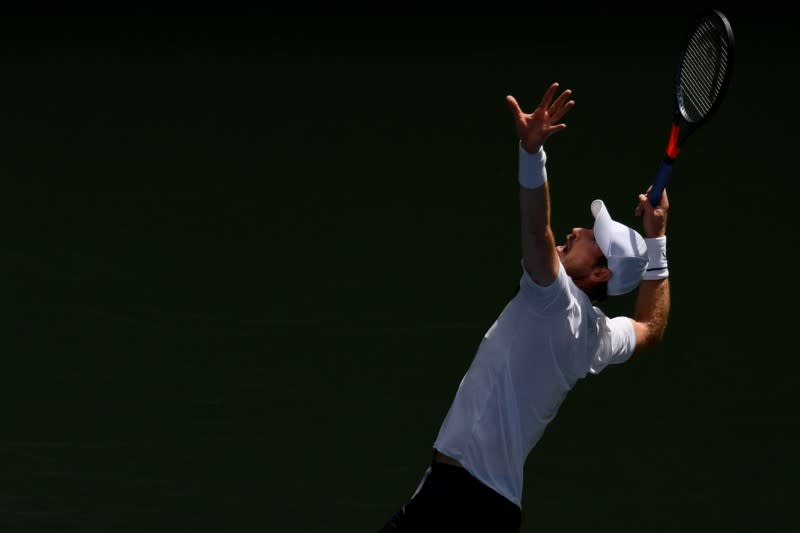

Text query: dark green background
(2, 6), (797, 532)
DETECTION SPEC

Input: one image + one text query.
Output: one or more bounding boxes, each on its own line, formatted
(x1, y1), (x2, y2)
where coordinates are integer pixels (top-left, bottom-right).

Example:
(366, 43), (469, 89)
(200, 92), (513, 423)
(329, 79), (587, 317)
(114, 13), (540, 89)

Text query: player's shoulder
(518, 262), (578, 314)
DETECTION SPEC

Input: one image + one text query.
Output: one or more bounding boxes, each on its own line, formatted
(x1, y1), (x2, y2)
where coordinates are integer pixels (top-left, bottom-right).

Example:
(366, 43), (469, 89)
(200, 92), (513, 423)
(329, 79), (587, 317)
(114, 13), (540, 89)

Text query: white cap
(591, 199), (649, 296)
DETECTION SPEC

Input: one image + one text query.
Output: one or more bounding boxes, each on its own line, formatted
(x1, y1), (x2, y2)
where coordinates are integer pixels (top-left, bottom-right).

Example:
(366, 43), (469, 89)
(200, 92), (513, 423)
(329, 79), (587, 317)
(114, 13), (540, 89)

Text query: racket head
(674, 9), (735, 125)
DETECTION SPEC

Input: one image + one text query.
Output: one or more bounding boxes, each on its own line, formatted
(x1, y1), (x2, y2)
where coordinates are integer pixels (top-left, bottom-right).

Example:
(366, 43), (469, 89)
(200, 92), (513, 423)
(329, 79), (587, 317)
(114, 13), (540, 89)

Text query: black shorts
(378, 458), (522, 532)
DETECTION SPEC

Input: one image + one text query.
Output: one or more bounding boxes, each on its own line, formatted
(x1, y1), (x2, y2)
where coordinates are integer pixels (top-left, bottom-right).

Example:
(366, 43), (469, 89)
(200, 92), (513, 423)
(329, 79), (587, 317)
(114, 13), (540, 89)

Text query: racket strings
(679, 18), (730, 122)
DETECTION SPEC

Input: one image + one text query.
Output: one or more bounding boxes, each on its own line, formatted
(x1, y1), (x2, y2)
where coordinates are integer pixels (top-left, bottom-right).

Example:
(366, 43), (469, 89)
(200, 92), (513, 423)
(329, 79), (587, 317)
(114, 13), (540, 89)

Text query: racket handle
(648, 158), (675, 207)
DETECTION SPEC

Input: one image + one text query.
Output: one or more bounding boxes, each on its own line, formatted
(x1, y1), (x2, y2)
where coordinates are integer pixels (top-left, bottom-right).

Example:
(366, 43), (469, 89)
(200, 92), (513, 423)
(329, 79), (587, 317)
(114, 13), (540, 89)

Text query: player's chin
(556, 246), (565, 261)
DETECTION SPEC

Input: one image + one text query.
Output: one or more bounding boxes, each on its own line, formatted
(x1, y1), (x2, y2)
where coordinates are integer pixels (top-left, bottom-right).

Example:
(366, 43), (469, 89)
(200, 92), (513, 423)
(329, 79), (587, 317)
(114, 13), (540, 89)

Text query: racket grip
(648, 158), (674, 207)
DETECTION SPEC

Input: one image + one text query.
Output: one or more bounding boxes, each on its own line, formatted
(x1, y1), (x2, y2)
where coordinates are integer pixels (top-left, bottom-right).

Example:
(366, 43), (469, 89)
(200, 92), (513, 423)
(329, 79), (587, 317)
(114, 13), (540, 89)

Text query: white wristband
(643, 236), (668, 280)
(518, 143), (547, 189)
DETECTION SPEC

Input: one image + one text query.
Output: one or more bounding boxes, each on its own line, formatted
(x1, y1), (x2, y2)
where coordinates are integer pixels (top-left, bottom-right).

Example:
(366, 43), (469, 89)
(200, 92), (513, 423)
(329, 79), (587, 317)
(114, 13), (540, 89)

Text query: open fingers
(545, 123), (568, 135)
(505, 94), (523, 120)
(538, 82), (560, 110)
(549, 89), (572, 114)
(550, 99), (575, 122)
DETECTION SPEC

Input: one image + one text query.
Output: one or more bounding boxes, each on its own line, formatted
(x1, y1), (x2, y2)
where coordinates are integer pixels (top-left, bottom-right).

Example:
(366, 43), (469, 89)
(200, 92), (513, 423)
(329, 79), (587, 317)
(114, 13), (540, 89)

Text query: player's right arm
(506, 83), (574, 286)
(630, 189), (671, 355)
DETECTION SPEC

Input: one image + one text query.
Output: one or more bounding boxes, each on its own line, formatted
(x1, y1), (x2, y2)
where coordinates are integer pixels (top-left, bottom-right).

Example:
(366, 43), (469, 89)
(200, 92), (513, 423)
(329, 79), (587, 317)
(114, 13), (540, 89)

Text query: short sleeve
(589, 313), (636, 374)
(518, 260), (573, 315)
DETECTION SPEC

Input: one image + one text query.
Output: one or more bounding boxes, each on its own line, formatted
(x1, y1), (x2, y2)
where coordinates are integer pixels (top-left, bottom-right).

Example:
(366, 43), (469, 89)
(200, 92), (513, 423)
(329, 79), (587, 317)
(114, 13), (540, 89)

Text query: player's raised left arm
(506, 83), (575, 286)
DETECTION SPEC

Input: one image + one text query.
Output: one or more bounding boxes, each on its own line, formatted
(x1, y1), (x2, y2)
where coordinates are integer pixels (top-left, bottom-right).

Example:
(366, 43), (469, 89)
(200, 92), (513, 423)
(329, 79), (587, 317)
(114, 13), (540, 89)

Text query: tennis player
(378, 82), (671, 532)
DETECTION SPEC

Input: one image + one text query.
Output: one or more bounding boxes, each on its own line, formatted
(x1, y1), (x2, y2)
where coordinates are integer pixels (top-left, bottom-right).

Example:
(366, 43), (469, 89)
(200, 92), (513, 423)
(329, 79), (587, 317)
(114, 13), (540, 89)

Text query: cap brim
(591, 198), (649, 296)
(591, 199), (613, 257)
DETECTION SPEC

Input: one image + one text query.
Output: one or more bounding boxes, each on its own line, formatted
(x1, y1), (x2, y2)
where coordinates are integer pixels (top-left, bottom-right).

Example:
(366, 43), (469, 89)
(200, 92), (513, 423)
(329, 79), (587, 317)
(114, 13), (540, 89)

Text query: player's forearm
(518, 144), (550, 238)
(633, 278), (670, 348)
(517, 144), (559, 282)
(519, 181), (559, 283)
(519, 183), (550, 238)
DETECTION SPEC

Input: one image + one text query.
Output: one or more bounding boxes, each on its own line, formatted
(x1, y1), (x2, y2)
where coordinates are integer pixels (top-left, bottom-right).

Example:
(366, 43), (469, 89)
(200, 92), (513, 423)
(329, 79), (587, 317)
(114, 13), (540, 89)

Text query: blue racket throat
(649, 157), (676, 207)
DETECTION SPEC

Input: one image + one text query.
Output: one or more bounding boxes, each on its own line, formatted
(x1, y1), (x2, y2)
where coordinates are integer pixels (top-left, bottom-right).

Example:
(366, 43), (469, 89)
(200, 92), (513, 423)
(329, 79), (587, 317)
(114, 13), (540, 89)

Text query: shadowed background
(2, 5), (798, 532)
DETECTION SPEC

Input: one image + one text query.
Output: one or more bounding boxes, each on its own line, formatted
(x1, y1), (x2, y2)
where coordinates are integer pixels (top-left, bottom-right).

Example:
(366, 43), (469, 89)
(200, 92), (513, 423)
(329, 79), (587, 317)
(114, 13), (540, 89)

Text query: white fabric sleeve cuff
(518, 144), (547, 189)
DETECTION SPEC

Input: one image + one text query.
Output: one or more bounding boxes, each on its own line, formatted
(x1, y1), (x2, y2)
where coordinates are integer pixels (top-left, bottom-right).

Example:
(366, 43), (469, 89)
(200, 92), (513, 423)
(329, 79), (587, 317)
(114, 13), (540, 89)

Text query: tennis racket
(648, 9), (735, 206)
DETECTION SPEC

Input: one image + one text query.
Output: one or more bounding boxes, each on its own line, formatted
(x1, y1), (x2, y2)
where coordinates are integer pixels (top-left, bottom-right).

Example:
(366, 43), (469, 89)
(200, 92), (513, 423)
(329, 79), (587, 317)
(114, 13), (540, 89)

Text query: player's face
(556, 227), (605, 279)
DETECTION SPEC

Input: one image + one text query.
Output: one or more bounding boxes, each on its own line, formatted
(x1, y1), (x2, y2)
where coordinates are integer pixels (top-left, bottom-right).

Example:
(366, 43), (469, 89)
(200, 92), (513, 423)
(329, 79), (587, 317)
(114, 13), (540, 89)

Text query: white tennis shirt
(433, 262), (636, 508)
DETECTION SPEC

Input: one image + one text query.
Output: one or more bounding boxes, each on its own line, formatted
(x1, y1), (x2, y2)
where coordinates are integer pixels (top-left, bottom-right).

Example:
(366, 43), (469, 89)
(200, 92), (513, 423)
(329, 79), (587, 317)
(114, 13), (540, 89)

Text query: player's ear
(592, 266), (611, 284)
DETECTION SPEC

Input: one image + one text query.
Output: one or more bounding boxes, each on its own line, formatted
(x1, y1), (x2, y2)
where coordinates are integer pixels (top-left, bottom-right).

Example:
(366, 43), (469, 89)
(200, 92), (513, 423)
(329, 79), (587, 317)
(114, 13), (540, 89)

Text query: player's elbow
(633, 318), (668, 354)
(648, 325), (667, 348)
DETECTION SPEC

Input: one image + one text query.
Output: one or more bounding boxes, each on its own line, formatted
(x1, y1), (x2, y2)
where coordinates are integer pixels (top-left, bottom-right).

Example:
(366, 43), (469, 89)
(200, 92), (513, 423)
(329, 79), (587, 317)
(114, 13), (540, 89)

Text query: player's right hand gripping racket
(648, 9), (735, 206)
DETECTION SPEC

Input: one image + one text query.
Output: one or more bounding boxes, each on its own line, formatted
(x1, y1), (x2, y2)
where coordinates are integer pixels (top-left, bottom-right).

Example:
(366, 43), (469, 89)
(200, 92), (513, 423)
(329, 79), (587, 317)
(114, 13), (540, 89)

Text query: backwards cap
(591, 199), (649, 296)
